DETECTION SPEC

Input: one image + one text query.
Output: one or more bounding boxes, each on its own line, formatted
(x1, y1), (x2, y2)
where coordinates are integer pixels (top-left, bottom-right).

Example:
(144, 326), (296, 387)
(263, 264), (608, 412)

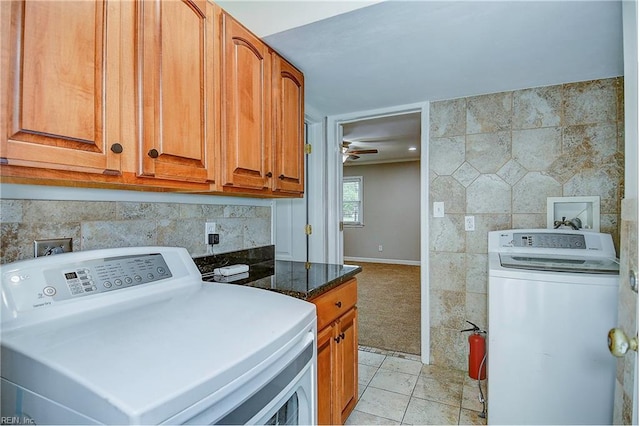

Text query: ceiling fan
(342, 141), (378, 161)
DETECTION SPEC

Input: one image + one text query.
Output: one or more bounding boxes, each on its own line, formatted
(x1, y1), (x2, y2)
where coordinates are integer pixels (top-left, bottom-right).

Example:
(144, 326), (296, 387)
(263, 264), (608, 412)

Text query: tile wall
(0, 199), (271, 264)
(429, 77), (625, 370)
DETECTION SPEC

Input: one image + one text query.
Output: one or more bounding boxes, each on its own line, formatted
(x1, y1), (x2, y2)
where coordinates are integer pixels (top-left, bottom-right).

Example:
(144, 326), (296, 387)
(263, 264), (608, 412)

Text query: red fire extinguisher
(461, 321), (486, 380)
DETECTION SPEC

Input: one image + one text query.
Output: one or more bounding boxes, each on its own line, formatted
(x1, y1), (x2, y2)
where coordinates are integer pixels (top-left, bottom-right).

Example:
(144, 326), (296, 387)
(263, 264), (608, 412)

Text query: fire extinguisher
(461, 320), (486, 380)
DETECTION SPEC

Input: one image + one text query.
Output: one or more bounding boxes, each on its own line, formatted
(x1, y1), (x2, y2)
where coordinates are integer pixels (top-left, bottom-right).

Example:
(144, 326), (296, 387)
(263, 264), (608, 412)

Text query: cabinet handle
(334, 336), (341, 343)
(335, 301), (342, 308)
(266, 172), (273, 178)
(110, 143), (123, 154)
(340, 332), (345, 340)
(148, 149), (159, 158)
(278, 174), (285, 180)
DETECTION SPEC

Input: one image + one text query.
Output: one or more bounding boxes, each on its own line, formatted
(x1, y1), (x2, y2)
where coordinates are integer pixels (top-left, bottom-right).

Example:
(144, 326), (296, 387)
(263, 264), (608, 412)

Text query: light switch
(433, 202), (445, 217)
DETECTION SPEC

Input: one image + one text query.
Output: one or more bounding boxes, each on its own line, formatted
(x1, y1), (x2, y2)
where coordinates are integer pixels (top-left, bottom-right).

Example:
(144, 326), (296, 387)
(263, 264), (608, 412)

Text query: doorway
(341, 112), (421, 355)
(326, 102), (430, 363)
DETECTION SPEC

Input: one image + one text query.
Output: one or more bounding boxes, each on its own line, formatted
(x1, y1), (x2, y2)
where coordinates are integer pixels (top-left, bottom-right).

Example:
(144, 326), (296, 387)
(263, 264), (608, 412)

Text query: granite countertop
(193, 245), (361, 300)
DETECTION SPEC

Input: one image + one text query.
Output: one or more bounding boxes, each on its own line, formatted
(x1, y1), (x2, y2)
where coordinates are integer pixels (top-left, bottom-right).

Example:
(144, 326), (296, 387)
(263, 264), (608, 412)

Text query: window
(343, 176), (363, 226)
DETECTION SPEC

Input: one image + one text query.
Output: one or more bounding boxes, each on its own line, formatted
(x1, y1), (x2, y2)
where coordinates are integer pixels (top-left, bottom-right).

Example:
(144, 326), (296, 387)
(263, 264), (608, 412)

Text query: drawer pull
(335, 301), (342, 308)
(340, 332), (345, 340)
(266, 172), (273, 178)
(110, 143), (123, 153)
(334, 335), (341, 343)
(148, 149), (159, 158)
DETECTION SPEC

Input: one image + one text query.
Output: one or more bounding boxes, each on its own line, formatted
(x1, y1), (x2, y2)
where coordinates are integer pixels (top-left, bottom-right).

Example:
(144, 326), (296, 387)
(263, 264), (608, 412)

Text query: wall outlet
(464, 216), (475, 231)
(205, 222), (216, 244)
(34, 238), (72, 257)
(378, 245), (383, 252)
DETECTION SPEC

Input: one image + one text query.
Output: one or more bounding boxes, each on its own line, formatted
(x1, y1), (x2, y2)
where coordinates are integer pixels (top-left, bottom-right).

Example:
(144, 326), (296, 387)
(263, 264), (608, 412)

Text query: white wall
(343, 161), (420, 264)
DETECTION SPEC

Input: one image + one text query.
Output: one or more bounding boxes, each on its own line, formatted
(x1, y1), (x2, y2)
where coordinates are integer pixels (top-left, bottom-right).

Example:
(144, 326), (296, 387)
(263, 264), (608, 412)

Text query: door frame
(326, 101), (431, 363)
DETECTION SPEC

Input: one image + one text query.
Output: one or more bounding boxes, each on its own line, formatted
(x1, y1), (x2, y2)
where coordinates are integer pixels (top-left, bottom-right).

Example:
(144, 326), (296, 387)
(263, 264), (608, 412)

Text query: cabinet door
(272, 53), (304, 194)
(317, 325), (335, 425)
(138, 0), (215, 183)
(1, 0), (122, 175)
(337, 307), (359, 423)
(221, 13), (271, 191)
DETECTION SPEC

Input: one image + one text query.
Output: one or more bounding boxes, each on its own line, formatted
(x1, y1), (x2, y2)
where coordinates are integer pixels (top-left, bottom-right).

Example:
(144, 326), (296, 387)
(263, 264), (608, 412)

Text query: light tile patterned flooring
(346, 346), (488, 425)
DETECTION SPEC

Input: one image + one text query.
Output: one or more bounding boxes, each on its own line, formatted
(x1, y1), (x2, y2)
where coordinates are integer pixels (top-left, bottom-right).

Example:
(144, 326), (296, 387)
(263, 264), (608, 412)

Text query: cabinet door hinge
(339, 221), (344, 231)
(305, 224), (312, 235)
(304, 144), (312, 155)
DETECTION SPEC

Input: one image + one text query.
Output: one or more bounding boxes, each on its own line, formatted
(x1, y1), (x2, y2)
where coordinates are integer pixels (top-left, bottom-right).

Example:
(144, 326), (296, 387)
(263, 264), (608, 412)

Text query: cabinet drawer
(312, 279), (357, 330)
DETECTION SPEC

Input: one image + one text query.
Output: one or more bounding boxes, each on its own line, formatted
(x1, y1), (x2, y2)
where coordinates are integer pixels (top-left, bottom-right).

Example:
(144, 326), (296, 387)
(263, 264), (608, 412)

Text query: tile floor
(346, 346), (488, 425)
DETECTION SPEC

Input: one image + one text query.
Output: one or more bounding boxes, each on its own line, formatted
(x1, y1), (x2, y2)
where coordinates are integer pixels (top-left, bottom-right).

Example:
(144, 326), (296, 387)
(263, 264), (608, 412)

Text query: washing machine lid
(499, 253), (619, 274)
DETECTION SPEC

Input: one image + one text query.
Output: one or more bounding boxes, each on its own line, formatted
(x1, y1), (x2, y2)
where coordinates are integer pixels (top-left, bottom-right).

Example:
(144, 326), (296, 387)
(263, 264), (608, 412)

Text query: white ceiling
(217, 0), (624, 164)
(342, 112), (421, 165)
(216, 1), (382, 38)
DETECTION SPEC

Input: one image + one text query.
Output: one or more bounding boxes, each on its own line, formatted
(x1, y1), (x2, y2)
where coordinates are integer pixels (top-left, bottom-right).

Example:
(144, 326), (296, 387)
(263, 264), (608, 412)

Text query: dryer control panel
(1, 247), (198, 322)
(5, 253), (173, 311)
(46, 253), (173, 300)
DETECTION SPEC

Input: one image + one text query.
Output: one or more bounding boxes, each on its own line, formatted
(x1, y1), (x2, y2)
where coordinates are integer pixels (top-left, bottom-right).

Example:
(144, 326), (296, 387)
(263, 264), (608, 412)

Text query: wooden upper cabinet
(220, 13), (272, 191)
(138, 0), (215, 183)
(1, 0), (122, 175)
(272, 53), (305, 194)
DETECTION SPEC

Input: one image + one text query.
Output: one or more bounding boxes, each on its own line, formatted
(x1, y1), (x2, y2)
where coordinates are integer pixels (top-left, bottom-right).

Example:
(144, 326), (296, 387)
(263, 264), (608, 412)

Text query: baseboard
(343, 256), (420, 266)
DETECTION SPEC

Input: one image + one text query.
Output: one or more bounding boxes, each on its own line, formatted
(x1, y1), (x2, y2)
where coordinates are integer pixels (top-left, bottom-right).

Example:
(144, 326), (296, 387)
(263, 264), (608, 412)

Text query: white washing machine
(487, 229), (619, 425)
(0, 246), (317, 425)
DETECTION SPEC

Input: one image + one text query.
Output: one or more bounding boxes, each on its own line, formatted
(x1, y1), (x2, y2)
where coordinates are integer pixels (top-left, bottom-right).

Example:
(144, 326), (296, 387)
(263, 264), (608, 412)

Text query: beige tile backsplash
(429, 77), (625, 370)
(0, 199), (271, 264)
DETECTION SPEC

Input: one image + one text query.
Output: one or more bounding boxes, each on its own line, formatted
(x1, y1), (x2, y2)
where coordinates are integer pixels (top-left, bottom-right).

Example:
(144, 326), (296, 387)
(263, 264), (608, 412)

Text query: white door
(275, 117), (327, 263)
(615, 1), (638, 423)
(275, 124), (309, 262)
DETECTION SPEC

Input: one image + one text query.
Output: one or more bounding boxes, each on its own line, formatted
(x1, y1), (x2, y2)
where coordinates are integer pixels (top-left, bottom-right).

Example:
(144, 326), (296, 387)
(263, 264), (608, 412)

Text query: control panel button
(103, 281), (112, 288)
(43, 286), (56, 296)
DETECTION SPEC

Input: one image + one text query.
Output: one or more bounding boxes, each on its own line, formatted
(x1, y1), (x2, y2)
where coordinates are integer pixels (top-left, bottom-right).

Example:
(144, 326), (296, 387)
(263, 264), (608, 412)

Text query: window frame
(342, 176), (364, 227)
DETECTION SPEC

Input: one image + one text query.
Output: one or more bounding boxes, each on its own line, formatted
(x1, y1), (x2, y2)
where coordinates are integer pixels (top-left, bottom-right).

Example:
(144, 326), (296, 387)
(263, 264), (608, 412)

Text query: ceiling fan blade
(347, 149), (378, 155)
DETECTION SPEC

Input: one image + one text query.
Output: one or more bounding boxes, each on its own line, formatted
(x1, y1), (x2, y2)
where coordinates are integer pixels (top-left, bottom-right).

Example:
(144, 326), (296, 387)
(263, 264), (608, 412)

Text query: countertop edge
(295, 266), (362, 301)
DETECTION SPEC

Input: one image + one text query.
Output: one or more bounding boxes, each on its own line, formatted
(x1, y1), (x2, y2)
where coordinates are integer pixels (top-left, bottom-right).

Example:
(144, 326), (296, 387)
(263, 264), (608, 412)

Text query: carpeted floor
(355, 262), (421, 355)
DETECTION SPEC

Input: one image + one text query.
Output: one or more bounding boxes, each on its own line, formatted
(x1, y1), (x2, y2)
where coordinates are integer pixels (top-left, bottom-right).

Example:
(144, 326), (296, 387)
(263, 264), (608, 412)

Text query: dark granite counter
(193, 245), (361, 300)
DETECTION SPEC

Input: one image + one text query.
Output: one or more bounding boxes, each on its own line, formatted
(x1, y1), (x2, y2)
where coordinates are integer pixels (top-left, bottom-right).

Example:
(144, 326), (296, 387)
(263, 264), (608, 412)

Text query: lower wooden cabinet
(312, 279), (358, 425)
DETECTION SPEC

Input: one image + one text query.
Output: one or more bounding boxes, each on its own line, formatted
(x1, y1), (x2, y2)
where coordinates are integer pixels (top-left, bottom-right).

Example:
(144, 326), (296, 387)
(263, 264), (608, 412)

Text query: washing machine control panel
(511, 232), (586, 249)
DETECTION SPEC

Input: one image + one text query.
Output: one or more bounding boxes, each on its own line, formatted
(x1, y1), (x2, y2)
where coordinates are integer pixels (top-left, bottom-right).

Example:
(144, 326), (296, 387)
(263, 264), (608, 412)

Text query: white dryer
(1, 247), (317, 425)
(487, 229), (619, 425)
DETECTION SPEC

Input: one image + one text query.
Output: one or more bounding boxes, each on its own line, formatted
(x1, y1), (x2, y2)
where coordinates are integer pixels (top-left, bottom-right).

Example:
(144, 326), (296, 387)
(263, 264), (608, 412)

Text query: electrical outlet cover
(34, 238), (72, 257)
(464, 216), (475, 231)
(204, 222), (217, 244)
